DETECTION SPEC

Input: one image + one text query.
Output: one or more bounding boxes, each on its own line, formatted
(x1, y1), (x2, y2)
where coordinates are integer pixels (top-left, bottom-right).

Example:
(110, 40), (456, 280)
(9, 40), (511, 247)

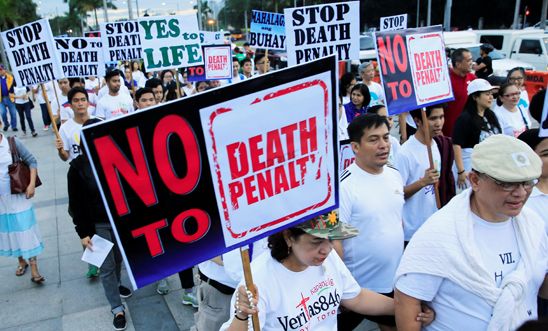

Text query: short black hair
(451, 48), (470, 67)
(268, 228), (306, 262)
(529, 89), (545, 123)
(232, 56), (239, 62)
(410, 104), (445, 123)
(135, 87), (154, 101)
(145, 77), (163, 90)
(105, 69), (121, 82)
(367, 104), (386, 115)
(347, 113), (390, 143)
(518, 129), (545, 151)
(243, 42), (250, 46)
(67, 87), (88, 104)
(68, 77), (85, 88)
(240, 58), (252, 66)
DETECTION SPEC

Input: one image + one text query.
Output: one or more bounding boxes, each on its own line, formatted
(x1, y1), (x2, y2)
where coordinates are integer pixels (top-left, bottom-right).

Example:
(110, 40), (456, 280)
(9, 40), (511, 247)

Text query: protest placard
(339, 139), (355, 172)
(81, 55), (339, 289)
(380, 14), (408, 31)
(375, 25), (454, 115)
(284, 1), (359, 66)
(204, 45), (232, 80)
(187, 45), (231, 82)
(55, 37), (105, 78)
(200, 31), (227, 45)
(540, 90), (548, 138)
(0, 19), (63, 87)
(249, 10), (286, 50)
(138, 14), (203, 71)
(99, 21), (142, 62)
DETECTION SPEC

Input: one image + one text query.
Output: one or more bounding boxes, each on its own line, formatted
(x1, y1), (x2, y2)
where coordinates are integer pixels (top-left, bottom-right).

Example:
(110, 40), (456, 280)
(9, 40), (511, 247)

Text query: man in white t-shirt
(358, 61), (385, 107)
(395, 134), (548, 331)
(338, 113), (405, 331)
(396, 106), (443, 243)
(95, 70), (134, 120)
(50, 78), (71, 125)
(55, 87), (91, 162)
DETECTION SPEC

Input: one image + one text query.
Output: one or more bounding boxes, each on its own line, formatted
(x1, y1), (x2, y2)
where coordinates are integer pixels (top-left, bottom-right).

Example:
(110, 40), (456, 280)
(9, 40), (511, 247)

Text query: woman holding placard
(220, 211), (434, 331)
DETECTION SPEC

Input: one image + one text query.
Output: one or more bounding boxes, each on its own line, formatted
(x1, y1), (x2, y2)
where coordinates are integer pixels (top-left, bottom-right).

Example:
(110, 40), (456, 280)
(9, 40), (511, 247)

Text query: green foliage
(0, 0), (39, 29)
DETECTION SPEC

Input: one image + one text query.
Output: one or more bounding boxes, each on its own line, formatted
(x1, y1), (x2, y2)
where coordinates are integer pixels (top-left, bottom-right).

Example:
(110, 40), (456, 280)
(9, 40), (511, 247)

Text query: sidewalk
(0, 110), (378, 331)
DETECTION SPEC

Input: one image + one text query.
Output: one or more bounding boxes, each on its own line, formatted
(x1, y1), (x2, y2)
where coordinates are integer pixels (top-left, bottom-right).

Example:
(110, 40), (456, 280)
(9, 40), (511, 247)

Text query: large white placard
(138, 14), (203, 71)
(55, 37), (106, 78)
(204, 46), (232, 80)
(1, 19), (63, 87)
(407, 31), (452, 106)
(99, 21), (142, 62)
(284, 1), (359, 66)
(200, 72), (337, 246)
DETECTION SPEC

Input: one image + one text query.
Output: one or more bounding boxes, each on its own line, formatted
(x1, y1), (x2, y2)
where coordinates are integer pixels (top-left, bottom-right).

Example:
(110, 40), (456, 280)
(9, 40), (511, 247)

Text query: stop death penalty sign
(54, 37), (106, 78)
(285, 1), (359, 66)
(100, 21), (142, 62)
(1, 19), (63, 87)
(80, 56), (339, 288)
(138, 14), (203, 71)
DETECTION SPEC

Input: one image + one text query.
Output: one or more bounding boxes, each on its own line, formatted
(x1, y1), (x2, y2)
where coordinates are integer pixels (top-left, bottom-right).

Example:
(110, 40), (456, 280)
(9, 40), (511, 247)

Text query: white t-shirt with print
(366, 81), (385, 106)
(396, 135), (441, 241)
(388, 135), (400, 166)
(50, 93), (68, 117)
(220, 250), (361, 331)
(59, 118), (83, 161)
(526, 187), (548, 235)
(493, 104), (531, 138)
(13, 87), (29, 105)
(340, 162), (405, 293)
(396, 214), (541, 331)
(95, 93), (134, 120)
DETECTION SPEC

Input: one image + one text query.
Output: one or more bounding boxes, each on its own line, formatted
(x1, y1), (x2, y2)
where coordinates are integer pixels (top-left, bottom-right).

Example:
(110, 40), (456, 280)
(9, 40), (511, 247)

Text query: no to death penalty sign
(81, 56), (339, 289)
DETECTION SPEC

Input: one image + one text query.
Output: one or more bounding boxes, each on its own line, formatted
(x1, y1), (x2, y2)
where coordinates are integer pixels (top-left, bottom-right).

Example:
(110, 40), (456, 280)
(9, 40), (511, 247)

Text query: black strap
(517, 105), (530, 130)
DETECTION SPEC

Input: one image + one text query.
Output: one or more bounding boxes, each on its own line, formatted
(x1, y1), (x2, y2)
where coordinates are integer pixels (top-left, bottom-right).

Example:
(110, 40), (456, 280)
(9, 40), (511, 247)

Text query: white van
(475, 29), (547, 71)
(443, 31), (534, 80)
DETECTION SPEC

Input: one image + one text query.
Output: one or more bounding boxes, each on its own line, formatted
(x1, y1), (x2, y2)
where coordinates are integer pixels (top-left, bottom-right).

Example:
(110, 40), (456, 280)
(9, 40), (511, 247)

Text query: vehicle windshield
(467, 46), (506, 60)
(360, 34), (375, 50)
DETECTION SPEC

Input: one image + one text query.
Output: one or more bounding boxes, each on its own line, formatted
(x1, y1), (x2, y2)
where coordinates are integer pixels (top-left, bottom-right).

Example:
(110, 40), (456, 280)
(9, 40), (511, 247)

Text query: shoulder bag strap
(7, 136), (20, 163)
(517, 105), (530, 130)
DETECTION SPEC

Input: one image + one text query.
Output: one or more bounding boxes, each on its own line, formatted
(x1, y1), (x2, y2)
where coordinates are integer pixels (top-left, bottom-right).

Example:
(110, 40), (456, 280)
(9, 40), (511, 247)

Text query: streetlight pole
(513, 0), (521, 29)
(103, 0), (109, 22)
(416, 0), (420, 27)
(128, 0), (134, 19)
(427, 0), (432, 26)
(443, 0), (452, 31)
(135, 0), (140, 17)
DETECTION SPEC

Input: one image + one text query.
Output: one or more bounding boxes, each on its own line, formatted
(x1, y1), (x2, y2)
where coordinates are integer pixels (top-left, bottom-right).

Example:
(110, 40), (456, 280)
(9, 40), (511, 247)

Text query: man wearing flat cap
(393, 134), (548, 331)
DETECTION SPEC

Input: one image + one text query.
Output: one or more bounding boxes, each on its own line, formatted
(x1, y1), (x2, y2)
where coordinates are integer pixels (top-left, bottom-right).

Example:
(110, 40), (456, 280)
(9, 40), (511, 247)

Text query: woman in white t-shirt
(221, 211), (434, 331)
(506, 67), (530, 114)
(493, 83), (532, 138)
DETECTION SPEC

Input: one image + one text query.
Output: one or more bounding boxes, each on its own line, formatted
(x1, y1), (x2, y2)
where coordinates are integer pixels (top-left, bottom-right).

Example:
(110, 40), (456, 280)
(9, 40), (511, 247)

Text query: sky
(34, 0), (224, 24)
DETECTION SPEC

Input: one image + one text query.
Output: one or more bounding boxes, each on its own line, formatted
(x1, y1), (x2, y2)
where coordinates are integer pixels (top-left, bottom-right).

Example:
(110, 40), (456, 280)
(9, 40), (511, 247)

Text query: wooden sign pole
(421, 109), (441, 209)
(240, 246), (260, 331)
(41, 83), (60, 139)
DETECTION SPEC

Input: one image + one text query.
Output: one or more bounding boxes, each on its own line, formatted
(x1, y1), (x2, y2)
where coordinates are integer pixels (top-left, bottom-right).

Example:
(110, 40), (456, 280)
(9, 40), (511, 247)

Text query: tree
(0, 0), (39, 70)
(194, 0), (214, 29)
(62, 0), (117, 32)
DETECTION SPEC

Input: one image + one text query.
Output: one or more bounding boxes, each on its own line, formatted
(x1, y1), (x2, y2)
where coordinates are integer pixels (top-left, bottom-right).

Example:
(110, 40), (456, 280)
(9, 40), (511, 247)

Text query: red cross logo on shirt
(295, 292), (311, 319)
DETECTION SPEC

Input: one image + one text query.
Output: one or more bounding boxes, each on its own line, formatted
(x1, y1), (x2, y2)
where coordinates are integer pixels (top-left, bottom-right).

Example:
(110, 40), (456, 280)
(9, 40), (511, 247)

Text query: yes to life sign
(81, 56), (339, 289)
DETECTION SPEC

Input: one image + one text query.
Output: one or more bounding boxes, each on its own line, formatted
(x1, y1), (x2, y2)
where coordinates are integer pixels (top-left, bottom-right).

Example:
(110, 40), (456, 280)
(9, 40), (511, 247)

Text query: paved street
(0, 109), (379, 331)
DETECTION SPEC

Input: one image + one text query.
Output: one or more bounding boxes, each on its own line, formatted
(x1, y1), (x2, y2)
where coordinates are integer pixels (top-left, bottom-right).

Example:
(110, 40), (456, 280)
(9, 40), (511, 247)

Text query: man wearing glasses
(394, 134), (547, 330)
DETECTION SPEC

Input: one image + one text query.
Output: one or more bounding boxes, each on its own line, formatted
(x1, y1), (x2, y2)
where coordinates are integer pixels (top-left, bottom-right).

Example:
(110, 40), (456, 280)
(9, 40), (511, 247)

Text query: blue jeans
(0, 98), (17, 129)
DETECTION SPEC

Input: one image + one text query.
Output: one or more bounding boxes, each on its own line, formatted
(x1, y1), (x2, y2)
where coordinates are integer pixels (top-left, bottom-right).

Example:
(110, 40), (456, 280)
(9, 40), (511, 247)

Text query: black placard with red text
(81, 56), (339, 289)
(375, 25), (454, 115)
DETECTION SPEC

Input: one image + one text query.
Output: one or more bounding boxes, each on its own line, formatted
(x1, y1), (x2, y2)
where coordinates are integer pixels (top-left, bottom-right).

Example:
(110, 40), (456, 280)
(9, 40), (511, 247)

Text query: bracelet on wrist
(458, 170), (465, 175)
(234, 314), (249, 321)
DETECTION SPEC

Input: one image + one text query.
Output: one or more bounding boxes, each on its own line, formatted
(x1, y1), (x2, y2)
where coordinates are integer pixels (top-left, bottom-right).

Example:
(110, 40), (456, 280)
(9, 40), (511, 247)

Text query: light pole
(103, 0), (109, 22)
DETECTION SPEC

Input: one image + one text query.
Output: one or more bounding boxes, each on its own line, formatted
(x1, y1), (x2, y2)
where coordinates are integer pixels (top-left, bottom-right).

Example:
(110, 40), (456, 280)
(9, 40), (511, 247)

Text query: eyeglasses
(479, 173), (538, 191)
(503, 92), (521, 98)
(257, 61), (270, 65)
(509, 77), (524, 81)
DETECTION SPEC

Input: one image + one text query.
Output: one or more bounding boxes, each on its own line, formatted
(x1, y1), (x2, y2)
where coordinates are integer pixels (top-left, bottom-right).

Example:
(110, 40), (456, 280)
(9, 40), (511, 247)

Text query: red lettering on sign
(153, 115), (201, 195)
(131, 219), (168, 257)
(171, 209), (210, 243)
(377, 34), (407, 75)
(95, 128), (158, 216)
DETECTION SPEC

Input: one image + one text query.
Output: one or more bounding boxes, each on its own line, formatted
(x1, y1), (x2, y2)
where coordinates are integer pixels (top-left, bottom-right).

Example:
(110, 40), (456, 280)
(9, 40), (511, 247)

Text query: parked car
(475, 29), (547, 71)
